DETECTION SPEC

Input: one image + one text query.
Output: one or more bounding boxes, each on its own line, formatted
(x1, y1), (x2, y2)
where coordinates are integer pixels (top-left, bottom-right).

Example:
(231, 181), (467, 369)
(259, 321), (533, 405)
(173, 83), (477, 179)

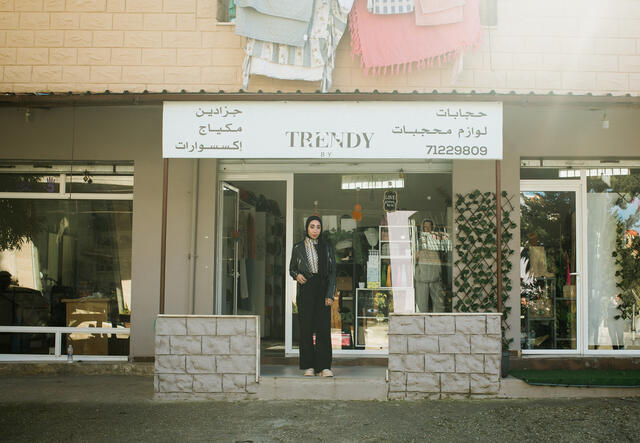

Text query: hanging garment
(418, 0), (465, 13)
(415, 0), (465, 26)
(243, 0), (350, 92)
(339, 0), (355, 11)
(235, 0), (315, 47)
(367, 0), (414, 15)
(350, 0), (482, 74)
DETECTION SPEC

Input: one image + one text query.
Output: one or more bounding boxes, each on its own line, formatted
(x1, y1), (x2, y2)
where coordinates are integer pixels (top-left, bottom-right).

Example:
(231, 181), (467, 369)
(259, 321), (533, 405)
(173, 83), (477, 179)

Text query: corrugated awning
(1, 89), (639, 107)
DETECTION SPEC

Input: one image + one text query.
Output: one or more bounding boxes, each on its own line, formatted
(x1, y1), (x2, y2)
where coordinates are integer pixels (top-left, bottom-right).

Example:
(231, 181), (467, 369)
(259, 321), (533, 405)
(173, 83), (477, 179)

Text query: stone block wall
(154, 315), (259, 400)
(388, 313), (502, 400)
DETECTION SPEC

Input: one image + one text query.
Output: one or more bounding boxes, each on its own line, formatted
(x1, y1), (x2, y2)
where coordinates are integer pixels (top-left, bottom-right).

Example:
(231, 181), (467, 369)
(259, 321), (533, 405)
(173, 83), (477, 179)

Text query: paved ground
(2, 375), (640, 442)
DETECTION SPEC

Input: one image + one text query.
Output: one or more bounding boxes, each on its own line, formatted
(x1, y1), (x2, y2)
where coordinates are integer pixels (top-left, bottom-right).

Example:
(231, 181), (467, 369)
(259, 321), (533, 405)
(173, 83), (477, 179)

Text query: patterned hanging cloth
(242, 0), (352, 92)
(367, 0), (414, 15)
(349, 0), (482, 75)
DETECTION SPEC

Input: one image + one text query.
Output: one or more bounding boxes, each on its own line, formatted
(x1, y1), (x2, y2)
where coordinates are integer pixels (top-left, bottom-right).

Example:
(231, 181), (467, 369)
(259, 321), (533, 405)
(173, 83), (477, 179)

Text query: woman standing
(289, 216), (336, 377)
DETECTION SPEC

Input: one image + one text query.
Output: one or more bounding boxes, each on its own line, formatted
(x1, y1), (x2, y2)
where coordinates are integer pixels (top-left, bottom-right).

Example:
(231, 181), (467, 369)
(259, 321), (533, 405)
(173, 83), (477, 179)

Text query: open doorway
(216, 179), (287, 357)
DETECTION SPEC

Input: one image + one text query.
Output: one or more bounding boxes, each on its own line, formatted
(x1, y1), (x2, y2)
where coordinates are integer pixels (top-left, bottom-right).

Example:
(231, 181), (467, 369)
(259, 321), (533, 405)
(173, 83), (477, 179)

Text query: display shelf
(354, 288), (396, 349)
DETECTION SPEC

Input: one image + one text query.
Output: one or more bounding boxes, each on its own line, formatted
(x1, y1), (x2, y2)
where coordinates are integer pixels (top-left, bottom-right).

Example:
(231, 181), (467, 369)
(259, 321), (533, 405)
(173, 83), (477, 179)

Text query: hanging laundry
(235, 0), (315, 47)
(367, 0), (414, 15)
(242, 0), (352, 92)
(418, 0), (465, 13)
(415, 0), (465, 26)
(350, 0), (481, 74)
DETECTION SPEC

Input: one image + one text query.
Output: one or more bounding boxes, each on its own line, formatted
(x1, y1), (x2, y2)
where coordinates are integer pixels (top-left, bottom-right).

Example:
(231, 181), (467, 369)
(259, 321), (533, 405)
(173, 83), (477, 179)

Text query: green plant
(0, 174), (46, 251)
(453, 190), (516, 350)
(589, 174), (640, 321)
(613, 220), (640, 320)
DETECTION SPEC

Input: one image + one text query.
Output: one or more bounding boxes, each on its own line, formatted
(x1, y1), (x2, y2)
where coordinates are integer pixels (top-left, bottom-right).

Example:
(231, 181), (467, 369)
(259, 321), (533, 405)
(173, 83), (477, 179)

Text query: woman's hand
(296, 274), (307, 284)
(325, 298), (333, 306)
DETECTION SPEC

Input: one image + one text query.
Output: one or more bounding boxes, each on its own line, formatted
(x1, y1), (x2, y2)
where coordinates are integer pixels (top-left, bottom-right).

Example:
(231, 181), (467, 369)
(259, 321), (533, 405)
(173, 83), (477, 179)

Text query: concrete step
(258, 365), (388, 400)
(257, 376), (388, 400)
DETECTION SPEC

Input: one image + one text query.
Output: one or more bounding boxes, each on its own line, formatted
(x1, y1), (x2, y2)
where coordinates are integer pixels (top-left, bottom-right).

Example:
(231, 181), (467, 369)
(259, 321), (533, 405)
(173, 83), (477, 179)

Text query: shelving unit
(379, 225), (416, 289)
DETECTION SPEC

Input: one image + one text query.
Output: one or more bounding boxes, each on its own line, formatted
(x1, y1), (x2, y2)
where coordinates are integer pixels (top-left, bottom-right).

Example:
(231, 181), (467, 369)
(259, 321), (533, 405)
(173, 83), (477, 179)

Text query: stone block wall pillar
(154, 315), (259, 400)
(388, 313), (502, 400)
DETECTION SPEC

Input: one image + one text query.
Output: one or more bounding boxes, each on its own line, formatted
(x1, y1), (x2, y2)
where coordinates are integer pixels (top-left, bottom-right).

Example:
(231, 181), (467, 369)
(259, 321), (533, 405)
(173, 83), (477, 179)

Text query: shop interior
(0, 169), (133, 357)
(219, 180), (287, 355)
(292, 172), (452, 352)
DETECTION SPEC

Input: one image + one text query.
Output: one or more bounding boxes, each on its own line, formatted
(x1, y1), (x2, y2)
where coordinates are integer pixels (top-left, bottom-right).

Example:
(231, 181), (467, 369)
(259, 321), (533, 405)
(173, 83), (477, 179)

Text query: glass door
(520, 181), (582, 353)
(216, 182), (240, 315)
(216, 175), (290, 356)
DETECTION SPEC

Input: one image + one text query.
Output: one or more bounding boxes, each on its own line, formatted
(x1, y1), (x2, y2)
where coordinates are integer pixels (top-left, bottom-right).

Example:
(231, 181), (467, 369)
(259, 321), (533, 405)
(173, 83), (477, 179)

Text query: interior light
(341, 174), (404, 190)
(558, 168), (629, 178)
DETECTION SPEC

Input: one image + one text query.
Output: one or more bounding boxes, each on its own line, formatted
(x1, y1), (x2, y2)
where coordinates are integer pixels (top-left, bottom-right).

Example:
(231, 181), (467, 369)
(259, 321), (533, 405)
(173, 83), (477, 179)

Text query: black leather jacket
(289, 239), (336, 300)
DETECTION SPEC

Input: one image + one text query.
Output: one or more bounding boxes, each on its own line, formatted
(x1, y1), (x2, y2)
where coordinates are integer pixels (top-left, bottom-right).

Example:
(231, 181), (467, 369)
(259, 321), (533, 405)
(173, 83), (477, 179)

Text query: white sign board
(162, 101), (502, 160)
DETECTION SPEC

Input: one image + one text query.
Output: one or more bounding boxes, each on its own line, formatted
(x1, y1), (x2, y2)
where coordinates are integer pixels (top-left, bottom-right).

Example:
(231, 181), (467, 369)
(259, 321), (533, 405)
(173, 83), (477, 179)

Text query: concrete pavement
(2, 374), (640, 442)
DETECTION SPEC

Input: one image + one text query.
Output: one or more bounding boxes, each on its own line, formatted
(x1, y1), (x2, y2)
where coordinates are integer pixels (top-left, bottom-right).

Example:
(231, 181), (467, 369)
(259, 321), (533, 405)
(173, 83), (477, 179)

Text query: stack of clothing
(235, 0), (354, 92)
(351, 0), (482, 75)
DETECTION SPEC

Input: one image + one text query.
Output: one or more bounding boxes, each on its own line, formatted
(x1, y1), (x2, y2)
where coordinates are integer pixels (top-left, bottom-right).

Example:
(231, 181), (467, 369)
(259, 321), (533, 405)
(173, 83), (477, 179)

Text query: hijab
(304, 215), (328, 280)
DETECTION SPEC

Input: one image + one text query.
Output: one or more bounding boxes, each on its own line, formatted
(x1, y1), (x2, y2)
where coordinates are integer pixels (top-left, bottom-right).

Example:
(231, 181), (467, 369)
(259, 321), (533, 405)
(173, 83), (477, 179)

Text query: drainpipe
(496, 160), (502, 314)
(159, 158), (169, 315)
(189, 159), (200, 314)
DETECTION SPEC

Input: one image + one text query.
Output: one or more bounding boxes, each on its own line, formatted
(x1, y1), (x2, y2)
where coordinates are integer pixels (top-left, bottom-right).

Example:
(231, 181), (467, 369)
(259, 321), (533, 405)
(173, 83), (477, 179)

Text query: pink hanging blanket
(350, 0), (482, 74)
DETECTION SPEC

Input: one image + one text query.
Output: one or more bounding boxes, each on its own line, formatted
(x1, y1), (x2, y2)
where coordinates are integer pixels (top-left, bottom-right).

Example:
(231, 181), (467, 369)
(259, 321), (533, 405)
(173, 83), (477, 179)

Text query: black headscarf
(305, 215), (328, 280)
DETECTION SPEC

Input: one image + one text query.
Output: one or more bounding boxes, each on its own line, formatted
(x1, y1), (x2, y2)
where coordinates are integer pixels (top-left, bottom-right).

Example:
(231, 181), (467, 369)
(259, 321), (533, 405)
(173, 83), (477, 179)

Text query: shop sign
(163, 101), (502, 159)
(383, 190), (398, 212)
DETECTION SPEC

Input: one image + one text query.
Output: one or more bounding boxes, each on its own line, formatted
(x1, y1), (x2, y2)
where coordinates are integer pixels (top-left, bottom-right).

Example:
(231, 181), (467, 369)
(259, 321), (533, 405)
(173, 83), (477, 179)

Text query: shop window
(292, 172), (453, 352)
(0, 164), (133, 357)
(520, 159), (640, 353)
(217, 0), (236, 23)
(586, 167), (640, 351)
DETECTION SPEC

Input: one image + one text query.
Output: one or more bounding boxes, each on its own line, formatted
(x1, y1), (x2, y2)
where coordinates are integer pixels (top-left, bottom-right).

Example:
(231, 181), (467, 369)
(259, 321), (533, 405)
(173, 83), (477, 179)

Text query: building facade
(1, 0), (639, 363)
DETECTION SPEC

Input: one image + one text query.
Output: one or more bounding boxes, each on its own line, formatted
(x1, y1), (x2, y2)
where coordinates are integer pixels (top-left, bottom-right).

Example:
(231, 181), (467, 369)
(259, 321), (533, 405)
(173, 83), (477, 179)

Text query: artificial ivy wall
(453, 190), (516, 349)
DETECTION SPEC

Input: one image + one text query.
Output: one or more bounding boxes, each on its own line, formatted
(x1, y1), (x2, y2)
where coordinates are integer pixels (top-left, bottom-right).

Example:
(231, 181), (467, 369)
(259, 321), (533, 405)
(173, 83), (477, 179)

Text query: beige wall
(1, 1), (640, 95)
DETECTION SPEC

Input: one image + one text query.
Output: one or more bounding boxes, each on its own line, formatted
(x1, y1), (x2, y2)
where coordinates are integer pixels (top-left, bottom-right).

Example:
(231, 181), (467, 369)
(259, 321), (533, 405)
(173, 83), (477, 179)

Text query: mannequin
(414, 219), (445, 312)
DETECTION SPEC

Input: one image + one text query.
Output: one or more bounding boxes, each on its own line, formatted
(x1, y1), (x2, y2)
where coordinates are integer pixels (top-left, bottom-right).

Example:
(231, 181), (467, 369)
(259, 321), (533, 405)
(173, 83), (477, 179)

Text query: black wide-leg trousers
(297, 275), (332, 372)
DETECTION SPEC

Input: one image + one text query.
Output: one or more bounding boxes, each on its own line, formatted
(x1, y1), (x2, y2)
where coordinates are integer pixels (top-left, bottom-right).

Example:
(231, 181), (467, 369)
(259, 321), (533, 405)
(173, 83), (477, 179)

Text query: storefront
(163, 99), (502, 357)
(1, 93), (639, 365)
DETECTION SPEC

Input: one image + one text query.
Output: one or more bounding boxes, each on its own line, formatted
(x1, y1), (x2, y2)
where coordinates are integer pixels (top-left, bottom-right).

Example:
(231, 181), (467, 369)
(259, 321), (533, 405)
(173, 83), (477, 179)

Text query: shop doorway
(520, 180), (582, 354)
(216, 176), (290, 355)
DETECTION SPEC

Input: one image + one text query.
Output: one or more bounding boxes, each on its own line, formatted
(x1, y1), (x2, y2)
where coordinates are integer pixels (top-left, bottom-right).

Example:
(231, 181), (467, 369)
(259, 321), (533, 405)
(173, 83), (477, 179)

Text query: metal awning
(2, 89), (640, 108)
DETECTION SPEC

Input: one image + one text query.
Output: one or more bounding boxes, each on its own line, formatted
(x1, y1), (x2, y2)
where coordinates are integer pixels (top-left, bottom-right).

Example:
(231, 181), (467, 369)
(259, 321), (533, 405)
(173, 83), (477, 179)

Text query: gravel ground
(1, 376), (640, 442)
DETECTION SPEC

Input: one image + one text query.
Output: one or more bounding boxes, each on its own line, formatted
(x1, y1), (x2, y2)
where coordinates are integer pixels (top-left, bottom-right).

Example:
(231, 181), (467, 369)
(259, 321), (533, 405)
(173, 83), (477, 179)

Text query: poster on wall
(162, 101), (502, 160)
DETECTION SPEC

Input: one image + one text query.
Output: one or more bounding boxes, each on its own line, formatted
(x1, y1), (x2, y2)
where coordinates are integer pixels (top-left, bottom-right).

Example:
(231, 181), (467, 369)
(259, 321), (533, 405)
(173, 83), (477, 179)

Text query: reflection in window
(0, 168), (133, 356)
(587, 169), (640, 350)
(520, 191), (577, 350)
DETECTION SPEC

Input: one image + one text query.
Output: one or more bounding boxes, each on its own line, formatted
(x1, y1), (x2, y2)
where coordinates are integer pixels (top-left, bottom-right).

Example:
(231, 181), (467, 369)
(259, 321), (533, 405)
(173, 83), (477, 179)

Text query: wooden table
(62, 298), (110, 355)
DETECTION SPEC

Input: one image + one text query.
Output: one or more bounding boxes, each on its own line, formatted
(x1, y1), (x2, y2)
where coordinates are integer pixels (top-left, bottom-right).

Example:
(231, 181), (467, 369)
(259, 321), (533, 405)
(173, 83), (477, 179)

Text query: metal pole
(159, 158), (169, 314)
(496, 160), (503, 313)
